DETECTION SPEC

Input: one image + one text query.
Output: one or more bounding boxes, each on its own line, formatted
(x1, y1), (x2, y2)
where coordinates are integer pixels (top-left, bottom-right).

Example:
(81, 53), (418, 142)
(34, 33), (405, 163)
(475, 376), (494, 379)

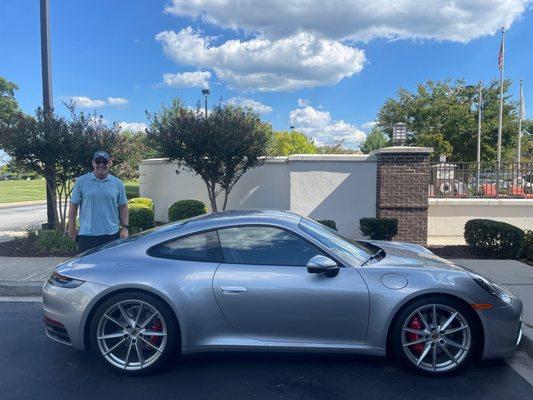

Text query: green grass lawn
(0, 179), (139, 204)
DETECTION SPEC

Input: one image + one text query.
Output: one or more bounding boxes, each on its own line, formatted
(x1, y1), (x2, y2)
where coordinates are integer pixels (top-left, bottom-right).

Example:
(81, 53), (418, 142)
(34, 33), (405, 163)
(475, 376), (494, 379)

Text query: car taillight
(48, 271), (85, 288)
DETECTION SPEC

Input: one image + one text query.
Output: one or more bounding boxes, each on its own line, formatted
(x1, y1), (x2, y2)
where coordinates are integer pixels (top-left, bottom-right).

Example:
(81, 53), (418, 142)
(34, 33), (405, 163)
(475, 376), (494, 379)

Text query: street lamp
(202, 88), (210, 118)
(392, 122), (407, 146)
(289, 125), (295, 131)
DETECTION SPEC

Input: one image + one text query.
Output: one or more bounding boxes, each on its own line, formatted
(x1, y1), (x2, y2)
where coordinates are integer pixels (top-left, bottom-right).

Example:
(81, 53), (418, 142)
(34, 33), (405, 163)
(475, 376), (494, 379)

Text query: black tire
(89, 291), (179, 376)
(391, 296), (480, 376)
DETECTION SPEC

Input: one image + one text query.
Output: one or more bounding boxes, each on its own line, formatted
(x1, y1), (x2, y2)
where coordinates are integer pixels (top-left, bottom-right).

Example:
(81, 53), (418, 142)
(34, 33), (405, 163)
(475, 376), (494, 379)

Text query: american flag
(498, 30), (504, 70)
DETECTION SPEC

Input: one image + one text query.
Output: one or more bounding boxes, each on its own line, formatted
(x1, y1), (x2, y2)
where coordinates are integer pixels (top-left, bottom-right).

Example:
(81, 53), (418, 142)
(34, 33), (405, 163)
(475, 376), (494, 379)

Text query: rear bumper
(42, 280), (108, 350)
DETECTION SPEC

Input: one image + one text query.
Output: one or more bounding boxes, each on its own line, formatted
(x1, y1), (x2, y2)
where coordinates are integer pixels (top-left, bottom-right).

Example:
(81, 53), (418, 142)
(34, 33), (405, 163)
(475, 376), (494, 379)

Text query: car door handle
(220, 286), (248, 294)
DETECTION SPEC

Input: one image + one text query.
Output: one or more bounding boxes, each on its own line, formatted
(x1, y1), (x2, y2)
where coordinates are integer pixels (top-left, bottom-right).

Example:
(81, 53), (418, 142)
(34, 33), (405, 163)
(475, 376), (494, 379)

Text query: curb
(0, 281), (43, 297)
(518, 324), (533, 358)
(0, 200), (46, 209)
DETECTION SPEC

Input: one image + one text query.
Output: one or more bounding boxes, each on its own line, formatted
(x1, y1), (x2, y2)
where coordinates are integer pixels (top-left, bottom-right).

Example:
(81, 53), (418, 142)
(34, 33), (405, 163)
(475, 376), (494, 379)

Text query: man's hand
(120, 227), (129, 239)
(68, 226), (78, 240)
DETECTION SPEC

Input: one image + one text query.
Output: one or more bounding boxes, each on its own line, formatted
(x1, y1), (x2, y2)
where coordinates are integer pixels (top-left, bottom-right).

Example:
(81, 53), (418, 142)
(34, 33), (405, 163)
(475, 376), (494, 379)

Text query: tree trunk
(44, 163), (57, 230)
(222, 189), (229, 211)
(204, 180), (218, 212)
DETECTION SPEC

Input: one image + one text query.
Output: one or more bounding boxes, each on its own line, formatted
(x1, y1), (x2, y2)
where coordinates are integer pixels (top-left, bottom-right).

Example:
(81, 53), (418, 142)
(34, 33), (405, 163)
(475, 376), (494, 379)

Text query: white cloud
(69, 96), (128, 108)
(118, 122), (147, 132)
(155, 28), (365, 91)
(361, 121), (377, 130)
(289, 104), (365, 148)
(107, 97), (129, 106)
(165, 0), (529, 43)
(70, 96), (106, 108)
(298, 98), (310, 107)
(226, 97), (273, 114)
(163, 71), (211, 88)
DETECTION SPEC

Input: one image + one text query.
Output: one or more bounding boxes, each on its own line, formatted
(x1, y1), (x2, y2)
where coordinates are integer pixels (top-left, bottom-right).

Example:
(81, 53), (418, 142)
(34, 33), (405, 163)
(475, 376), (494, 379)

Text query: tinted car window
(218, 226), (323, 266)
(149, 230), (222, 262)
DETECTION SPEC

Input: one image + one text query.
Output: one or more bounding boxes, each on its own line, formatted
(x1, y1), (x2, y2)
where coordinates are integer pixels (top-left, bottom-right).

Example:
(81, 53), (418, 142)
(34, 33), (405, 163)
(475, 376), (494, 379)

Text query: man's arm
(68, 203), (79, 239)
(119, 204), (129, 238)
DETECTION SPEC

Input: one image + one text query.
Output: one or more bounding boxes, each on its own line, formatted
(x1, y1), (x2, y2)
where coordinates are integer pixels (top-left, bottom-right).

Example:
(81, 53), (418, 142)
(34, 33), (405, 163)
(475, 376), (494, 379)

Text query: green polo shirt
(70, 172), (128, 236)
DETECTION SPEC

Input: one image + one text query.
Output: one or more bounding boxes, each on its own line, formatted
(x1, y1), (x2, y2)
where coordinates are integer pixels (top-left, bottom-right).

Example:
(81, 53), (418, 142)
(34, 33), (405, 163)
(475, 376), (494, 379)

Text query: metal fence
(429, 162), (533, 198)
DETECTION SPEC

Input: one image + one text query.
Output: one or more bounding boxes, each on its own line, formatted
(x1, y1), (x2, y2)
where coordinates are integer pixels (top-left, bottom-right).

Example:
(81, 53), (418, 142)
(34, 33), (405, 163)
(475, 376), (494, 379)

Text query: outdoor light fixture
(290, 125), (295, 130)
(392, 122), (407, 145)
(201, 88), (210, 118)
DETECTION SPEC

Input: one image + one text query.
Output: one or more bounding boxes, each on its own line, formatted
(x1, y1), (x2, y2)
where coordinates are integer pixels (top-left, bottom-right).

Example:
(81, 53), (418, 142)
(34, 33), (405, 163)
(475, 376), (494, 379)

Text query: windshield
(299, 218), (375, 266)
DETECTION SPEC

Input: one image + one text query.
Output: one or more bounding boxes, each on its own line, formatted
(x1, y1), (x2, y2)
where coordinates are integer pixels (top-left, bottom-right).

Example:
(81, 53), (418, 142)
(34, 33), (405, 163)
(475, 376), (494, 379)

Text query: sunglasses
(94, 159), (109, 165)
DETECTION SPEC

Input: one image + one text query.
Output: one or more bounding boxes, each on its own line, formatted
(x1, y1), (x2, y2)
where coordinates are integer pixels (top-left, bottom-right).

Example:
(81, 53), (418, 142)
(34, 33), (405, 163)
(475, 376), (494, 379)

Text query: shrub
(464, 219), (524, 259)
(36, 229), (77, 253)
(129, 204), (155, 232)
(168, 200), (207, 222)
(521, 230), (533, 261)
(128, 197), (154, 211)
(317, 220), (337, 230)
(359, 218), (398, 240)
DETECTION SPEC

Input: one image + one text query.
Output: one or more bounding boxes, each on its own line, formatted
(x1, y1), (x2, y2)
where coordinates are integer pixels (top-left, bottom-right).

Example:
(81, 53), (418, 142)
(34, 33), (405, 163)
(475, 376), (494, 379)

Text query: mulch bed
(0, 235), (77, 257)
(429, 245), (532, 266)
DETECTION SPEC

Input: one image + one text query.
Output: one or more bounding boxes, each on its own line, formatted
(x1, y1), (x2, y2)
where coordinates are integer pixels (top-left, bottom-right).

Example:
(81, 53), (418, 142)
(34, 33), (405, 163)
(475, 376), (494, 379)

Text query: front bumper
(480, 296), (523, 359)
(42, 280), (109, 350)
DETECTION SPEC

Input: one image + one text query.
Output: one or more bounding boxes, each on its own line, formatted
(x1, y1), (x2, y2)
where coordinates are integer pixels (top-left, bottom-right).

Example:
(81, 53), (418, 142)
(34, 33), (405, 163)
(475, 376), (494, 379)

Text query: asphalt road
(1, 302), (532, 400)
(0, 203), (46, 240)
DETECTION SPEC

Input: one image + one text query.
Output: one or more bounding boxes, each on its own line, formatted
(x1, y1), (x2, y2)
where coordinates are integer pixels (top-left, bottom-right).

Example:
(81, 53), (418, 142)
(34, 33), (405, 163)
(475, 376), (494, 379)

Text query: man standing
(68, 151), (129, 252)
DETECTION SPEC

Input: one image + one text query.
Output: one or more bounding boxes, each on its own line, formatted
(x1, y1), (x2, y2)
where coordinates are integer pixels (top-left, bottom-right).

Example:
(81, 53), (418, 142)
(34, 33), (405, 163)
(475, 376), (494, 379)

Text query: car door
(212, 225), (369, 344)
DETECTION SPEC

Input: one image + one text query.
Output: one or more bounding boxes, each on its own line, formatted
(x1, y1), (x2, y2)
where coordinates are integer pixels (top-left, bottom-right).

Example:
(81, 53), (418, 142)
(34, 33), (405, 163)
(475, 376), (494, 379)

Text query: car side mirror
(307, 255), (339, 277)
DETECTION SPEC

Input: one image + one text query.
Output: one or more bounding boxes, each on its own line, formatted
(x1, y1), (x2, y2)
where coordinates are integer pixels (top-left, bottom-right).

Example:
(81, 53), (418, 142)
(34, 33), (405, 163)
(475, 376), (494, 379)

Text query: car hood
(364, 240), (465, 271)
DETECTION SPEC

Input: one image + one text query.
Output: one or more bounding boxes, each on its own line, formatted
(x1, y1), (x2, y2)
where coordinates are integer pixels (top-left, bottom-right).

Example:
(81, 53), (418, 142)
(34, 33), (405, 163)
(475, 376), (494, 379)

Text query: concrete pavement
(0, 202), (47, 243)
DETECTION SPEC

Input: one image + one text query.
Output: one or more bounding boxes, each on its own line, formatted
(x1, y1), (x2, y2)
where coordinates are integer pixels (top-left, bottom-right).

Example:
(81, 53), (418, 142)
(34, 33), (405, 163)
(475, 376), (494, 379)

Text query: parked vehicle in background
(43, 210), (523, 376)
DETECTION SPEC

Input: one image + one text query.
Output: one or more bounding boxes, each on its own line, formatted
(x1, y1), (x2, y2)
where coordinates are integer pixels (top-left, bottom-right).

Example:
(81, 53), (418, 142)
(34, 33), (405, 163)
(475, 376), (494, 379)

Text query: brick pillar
(373, 147), (433, 245)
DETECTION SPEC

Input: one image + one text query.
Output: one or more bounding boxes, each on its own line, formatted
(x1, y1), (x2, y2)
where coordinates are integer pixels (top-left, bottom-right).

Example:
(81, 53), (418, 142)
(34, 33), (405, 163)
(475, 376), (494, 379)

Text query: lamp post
(202, 88), (210, 119)
(392, 122), (407, 146)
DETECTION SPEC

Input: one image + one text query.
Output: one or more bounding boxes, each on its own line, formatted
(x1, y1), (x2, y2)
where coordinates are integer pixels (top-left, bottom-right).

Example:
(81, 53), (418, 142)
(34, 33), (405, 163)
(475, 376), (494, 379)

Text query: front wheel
(89, 291), (178, 376)
(391, 296), (479, 376)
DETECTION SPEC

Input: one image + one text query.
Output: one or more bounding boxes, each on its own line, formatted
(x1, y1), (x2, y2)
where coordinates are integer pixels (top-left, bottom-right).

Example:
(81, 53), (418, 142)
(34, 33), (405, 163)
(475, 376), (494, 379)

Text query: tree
(0, 105), (128, 230)
(113, 130), (158, 180)
(359, 126), (390, 154)
(377, 79), (529, 162)
(269, 130), (317, 156)
(0, 77), (19, 124)
(147, 99), (272, 212)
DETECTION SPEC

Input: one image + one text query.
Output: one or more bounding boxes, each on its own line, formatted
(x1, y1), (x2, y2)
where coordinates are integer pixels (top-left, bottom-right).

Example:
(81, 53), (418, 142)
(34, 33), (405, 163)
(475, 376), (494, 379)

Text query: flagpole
(496, 27), (505, 196)
(477, 80), (483, 193)
(517, 78), (523, 163)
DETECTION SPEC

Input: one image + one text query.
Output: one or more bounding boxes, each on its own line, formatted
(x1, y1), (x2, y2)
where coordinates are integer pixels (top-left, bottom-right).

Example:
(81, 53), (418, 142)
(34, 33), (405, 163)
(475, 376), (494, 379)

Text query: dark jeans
(76, 232), (120, 252)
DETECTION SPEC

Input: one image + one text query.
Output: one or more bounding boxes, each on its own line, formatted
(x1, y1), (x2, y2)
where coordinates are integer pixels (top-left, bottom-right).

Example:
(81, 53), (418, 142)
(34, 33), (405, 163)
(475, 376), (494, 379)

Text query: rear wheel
(89, 291), (178, 376)
(391, 296), (478, 376)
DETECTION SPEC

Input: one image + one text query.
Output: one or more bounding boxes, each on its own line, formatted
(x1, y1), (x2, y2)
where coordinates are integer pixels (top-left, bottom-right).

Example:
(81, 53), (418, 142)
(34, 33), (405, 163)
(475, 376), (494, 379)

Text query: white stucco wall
(139, 155), (377, 239)
(428, 198), (533, 245)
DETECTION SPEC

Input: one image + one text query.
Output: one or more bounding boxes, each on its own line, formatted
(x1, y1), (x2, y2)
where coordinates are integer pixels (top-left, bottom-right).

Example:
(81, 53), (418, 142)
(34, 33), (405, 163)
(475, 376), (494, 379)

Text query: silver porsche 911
(43, 210), (523, 376)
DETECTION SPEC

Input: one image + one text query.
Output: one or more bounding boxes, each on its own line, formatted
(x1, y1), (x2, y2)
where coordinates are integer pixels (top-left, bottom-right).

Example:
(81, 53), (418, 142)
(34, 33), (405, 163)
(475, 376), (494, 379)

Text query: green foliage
(35, 229), (77, 253)
(521, 230), (533, 261)
(317, 220), (337, 230)
(124, 181), (139, 199)
(0, 77), (20, 125)
(168, 199), (207, 222)
(147, 99), (272, 212)
(359, 218), (398, 240)
(315, 142), (360, 154)
(377, 79), (530, 162)
(270, 130), (317, 156)
(464, 219), (524, 259)
(360, 127), (390, 154)
(128, 197), (154, 211)
(129, 204), (155, 232)
(113, 130), (158, 180)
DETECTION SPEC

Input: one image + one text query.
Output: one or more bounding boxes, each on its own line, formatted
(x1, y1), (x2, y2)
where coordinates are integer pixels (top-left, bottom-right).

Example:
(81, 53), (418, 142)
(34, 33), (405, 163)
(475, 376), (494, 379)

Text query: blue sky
(1, 0), (532, 149)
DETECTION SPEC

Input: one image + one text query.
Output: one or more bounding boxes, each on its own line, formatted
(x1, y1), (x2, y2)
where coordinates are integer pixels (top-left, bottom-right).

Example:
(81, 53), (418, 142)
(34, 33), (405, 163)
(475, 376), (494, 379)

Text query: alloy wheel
(400, 303), (471, 373)
(96, 300), (168, 371)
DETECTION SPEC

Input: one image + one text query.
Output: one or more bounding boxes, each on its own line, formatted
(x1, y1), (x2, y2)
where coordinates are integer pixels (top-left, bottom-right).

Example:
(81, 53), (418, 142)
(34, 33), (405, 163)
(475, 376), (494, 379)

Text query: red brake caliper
(150, 320), (163, 346)
(407, 316), (424, 354)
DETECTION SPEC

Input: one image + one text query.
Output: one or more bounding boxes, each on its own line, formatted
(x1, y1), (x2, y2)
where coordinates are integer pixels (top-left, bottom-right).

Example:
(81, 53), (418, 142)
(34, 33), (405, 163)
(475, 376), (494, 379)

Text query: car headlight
(469, 273), (512, 304)
(48, 271), (85, 288)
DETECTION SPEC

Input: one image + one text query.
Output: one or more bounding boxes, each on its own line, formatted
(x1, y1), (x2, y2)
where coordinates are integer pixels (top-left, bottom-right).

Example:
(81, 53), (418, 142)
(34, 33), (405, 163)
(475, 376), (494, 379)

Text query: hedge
(129, 204), (155, 233)
(359, 218), (398, 240)
(128, 197), (154, 211)
(521, 230), (533, 261)
(35, 229), (77, 253)
(464, 219), (524, 259)
(168, 200), (207, 222)
(317, 220), (337, 230)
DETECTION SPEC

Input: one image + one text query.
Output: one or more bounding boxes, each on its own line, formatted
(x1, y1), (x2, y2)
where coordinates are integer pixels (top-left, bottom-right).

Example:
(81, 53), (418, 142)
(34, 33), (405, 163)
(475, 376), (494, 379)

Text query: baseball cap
(93, 151), (110, 161)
